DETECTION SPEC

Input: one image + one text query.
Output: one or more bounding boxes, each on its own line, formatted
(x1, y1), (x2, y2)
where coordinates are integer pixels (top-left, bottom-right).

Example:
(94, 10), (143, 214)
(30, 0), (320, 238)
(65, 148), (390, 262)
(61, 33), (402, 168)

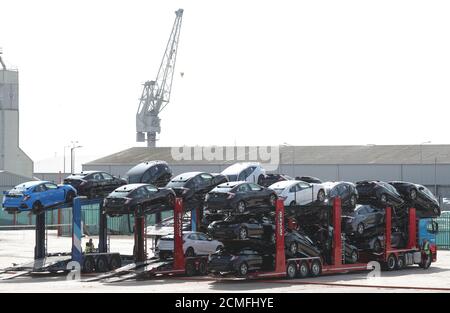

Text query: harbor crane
(136, 9), (184, 147)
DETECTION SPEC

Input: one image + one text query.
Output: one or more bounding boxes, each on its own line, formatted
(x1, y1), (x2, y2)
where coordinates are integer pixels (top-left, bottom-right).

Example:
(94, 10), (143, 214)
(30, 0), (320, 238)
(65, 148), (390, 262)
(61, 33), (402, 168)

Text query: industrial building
(82, 145), (450, 209)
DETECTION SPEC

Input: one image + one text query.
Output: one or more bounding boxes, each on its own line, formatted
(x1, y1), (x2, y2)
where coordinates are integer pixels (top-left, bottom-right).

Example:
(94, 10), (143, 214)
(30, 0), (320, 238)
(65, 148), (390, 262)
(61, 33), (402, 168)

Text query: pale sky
(1, 0), (450, 172)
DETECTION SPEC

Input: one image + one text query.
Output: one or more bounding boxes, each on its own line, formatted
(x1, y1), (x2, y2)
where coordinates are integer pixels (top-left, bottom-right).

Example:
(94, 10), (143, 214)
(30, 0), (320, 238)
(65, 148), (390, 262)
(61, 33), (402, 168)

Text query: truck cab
(418, 218), (439, 262)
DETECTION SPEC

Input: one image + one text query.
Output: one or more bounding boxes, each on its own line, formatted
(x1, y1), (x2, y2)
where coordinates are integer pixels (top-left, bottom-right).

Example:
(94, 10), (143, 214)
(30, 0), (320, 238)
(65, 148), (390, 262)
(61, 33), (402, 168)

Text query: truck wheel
(298, 261), (309, 278)
(386, 254), (397, 271)
(397, 256), (405, 270)
(420, 252), (432, 269)
(198, 260), (207, 276)
(185, 260), (196, 276)
(286, 262), (297, 279)
(310, 260), (322, 277)
(96, 255), (109, 273)
(109, 255), (122, 270)
(82, 256), (95, 273)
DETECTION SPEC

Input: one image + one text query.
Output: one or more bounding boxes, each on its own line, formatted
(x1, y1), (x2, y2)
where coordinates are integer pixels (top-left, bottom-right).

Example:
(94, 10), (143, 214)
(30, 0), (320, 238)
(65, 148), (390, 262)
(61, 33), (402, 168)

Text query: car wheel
(380, 194), (388, 204)
(350, 250), (358, 264)
(167, 194), (175, 207)
(410, 189), (417, 200)
(95, 256), (109, 273)
(286, 262), (297, 279)
(237, 201), (246, 213)
(109, 255), (122, 270)
(289, 242), (298, 256)
(310, 260), (322, 277)
(356, 223), (365, 236)
(317, 190), (326, 202)
(65, 191), (75, 203)
(397, 256), (405, 270)
(238, 227), (248, 240)
(373, 239), (382, 253)
(269, 194), (277, 207)
(198, 260), (207, 276)
(185, 247), (195, 257)
(290, 201), (297, 207)
(298, 261), (309, 278)
(82, 256), (95, 273)
(386, 254), (397, 271)
(237, 262), (249, 277)
(350, 195), (357, 208)
(185, 260), (196, 276)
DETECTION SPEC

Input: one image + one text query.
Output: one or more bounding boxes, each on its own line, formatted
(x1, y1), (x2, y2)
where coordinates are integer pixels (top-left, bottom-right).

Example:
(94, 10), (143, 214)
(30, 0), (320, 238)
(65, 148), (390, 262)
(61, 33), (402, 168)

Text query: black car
(357, 231), (406, 253)
(389, 181), (441, 217)
(208, 214), (273, 240)
(342, 204), (385, 237)
(205, 182), (277, 213)
(125, 161), (172, 187)
(259, 174), (293, 187)
(285, 229), (321, 258)
(295, 176), (323, 184)
(166, 172), (228, 202)
(103, 183), (176, 216)
(208, 245), (274, 277)
(200, 212), (227, 233)
(64, 171), (127, 198)
(356, 181), (404, 207)
(324, 182), (358, 210)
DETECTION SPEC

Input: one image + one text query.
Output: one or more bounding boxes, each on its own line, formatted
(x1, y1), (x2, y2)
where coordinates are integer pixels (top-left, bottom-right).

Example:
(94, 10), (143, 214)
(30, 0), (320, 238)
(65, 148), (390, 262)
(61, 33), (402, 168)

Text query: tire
(317, 190), (326, 202)
(420, 252), (432, 269)
(290, 201), (297, 207)
(350, 250), (358, 264)
(185, 247), (195, 258)
(185, 260), (196, 276)
(286, 262), (297, 279)
(289, 242), (298, 256)
(109, 255), (121, 270)
(238, 227), (248, 240)
(269, 194), (277, 207)
(350, 195), (357, 208)
(198, 260), (207, 276)
(237, 201), (246, 213)
(386, 254), (397, 271)
(237, 262), (249, 277)
(65, 191), (75, 204)
(167, 194), (175, 207)
(373, 239), (382, 253)
(397, 256), (405, 270)
(410, 189), (417, 200)
(298, 261), (309, 278)
(356, 223), (365, 236)
(82, 256), (95, 273)
(95, 256), (109, 273)
(380, 194), (388, 204)
(310, 260), (322, 277)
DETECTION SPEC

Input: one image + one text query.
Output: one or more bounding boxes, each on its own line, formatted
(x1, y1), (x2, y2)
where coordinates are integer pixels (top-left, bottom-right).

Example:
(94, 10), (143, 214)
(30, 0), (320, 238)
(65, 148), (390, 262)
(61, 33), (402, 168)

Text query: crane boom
(136, 9), (183, 147)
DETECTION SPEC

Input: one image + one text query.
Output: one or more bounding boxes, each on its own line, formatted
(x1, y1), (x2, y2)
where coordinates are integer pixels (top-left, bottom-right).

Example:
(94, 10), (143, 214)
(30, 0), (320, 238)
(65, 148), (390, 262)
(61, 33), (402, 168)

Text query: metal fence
(436, 212), (450, 250)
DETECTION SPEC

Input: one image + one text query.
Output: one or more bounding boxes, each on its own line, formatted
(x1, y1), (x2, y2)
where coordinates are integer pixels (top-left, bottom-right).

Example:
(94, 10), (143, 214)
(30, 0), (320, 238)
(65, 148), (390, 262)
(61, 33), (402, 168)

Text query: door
(196, 232), (214, 254)
(33, 184), (48, 207)
(101, 172), (115, 192)
(248, 183), (264, 205)
(236, 183), (252, 205)
(44, 183), (62, 206)
(247, 217), (263, 236)
(296, 182), (314, 205)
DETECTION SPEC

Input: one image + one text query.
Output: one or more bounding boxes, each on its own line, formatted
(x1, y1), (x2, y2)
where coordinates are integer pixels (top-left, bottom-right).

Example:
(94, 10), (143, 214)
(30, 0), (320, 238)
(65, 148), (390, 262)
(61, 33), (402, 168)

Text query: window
(92, 173), (103, 181)
(197, 233), (208, 241)
(249, 183), (262, 191)
(289, 185), (298, 193)
(145, 186), (158, 193)
(102, 173), (113, 180)
(34, 184), (46, 193)
(150, 166), (159, 175)
(237, 184), (250, 192)
(248, 218), (258, 224)
(358, 207), (368, 215)
(134, 187), (149, 198)
(44, 183), (58, 190)
(298, 182), (310, 190)
(200, 174), (213, 181)
(188, 233), (199, 240)
(142, 170), (152, 183)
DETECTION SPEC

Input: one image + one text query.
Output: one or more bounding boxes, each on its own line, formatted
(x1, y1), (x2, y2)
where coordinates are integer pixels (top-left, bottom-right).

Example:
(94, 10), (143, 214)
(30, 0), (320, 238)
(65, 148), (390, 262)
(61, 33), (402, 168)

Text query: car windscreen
(109, 189), (132, 198)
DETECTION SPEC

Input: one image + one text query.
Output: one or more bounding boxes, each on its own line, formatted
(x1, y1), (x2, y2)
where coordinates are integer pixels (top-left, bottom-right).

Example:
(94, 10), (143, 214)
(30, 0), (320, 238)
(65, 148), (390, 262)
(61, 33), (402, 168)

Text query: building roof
(84, 145), (450, 166)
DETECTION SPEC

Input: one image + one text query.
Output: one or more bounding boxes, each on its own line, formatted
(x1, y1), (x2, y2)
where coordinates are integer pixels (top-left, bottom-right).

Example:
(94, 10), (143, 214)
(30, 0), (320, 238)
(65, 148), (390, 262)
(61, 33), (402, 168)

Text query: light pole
(420, 141), (431, 185)
(63, 145), (71, 174)
(70, 141), (82, 174)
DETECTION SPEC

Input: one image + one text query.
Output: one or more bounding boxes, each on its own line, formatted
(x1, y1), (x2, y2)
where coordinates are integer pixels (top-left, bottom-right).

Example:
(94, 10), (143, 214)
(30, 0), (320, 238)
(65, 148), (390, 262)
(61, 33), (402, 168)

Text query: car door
(196, 232), (214, 254)
(248, 183), (264, 205)
(297, 182), (314, 205)
(44, 183), (62, 206)
(187, 233), (201, 254)
(101, 172), (115, 191)
(33, 184), (48, 207)
(247, 217), (263, 236)
(340, 184), (350, 204)
(199, 173), (214, 193)
(237, 183), (252, 204)
(365, 206), (377, 228)
(144, 185), (159, 204)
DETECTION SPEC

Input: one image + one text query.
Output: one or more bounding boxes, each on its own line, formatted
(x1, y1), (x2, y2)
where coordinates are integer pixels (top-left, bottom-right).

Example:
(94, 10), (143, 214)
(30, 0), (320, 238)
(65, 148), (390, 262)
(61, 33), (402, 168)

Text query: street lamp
(63, 145), (71, 174)
(70, 141), (82, 174)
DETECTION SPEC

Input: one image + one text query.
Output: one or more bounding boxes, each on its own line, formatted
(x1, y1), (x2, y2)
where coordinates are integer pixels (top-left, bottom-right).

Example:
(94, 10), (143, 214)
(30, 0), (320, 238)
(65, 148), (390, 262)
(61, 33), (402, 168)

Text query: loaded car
(259, 174), (293, 187)
(125, 161), (172, 187)
(166, 172), (227, 202)
(356, 231), (407, 253)
(103, 184), (175, 216)
(2, 181), (77, 213)
(208, 245), (274, 277)
(389, 181), (441, 217)
(205, 182), (277, 213)
(284, 229), (321, 258)
(221, 162), (266, 184)
(356, 180), (404, 207)
(64, 171), (127, 198)
(270, 180), (326, 207)
(208, 214), (274, 241)
(156, 231), (223, 259)
(323, 182), (358, 210)
(342, 204), (385, 237)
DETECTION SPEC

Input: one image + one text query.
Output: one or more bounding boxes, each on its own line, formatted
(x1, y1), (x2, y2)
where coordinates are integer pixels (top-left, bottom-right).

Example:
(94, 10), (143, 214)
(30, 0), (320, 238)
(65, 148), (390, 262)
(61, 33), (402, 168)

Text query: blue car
(2, 181), (77, 213)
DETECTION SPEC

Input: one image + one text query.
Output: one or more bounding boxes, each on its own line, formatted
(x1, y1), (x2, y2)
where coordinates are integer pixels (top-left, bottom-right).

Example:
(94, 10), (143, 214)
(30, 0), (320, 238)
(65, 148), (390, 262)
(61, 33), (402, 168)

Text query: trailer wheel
(286, 262), (297, 279)
(185, 260), (196, 277)
(198, 259), (207, 276)
(310, 260), (322, 277)
(397, 256), (405, 270)
(386, 254), (397, 271)
(96, 255), (109, 273)
(109, 255), (122, 270)
(297, 261), (309, 278)
(82, 256), (95, 273)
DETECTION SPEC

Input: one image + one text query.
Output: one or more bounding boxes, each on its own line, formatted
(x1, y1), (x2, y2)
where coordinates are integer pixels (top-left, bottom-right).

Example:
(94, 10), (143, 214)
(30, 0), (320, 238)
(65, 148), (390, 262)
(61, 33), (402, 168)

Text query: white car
(269, 180), (326, 207)
(221, 162), (266, 184)
(157, 231), (223, 258)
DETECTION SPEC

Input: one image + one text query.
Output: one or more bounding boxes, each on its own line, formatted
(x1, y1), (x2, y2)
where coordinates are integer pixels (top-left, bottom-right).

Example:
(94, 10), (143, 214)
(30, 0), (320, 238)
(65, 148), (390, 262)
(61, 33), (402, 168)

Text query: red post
(408, 208), (417, 249)
(12, 212), (17, 228)
(385, 207), (392, 253)
(57, 209), (62, 236)
(173, 198), (185, 270)
(332, 197), (342, 266)
(274, 199), (286, 273)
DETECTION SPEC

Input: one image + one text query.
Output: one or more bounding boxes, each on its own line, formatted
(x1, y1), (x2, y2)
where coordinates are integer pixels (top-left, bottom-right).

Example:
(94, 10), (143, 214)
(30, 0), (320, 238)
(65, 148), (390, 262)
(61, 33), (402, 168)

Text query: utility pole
(70, 141), (82, 174)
